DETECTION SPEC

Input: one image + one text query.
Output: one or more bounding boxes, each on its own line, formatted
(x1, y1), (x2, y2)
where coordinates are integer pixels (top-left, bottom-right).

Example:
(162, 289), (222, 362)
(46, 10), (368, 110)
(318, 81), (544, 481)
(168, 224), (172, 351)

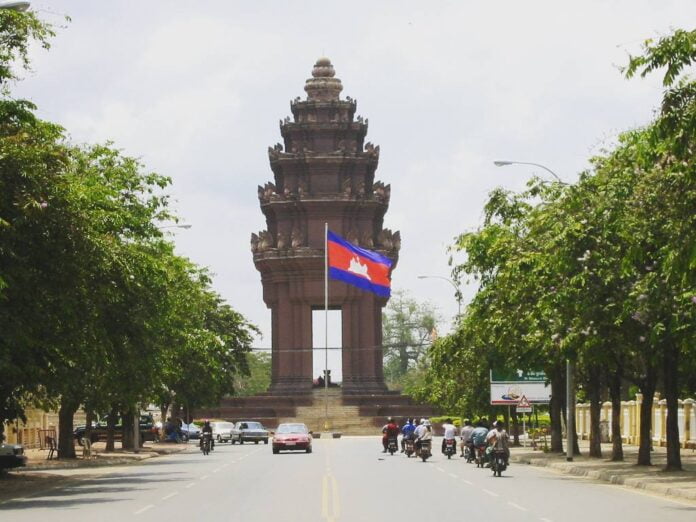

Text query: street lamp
(0, 1), (31, 10)
(417, 275), (461, 317)
(493, 160), (567, 184)
(493, 159), (575, 461)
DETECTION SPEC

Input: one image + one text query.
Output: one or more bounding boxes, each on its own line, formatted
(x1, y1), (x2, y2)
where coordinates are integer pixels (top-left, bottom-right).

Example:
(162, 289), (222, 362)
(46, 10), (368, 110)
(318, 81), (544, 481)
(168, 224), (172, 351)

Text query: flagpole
(324, 222), (329, 431)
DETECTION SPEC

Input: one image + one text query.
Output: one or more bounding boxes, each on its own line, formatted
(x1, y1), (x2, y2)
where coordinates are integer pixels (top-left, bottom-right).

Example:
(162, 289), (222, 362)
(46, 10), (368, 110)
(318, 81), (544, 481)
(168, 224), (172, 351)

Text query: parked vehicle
(182, 423), (201, 440)
(211, 421), (235, 443)
(272, 423), (312, 454)
(0, 443), (26, 470)
(416, 440), (432, 462)
(231, 421), (269, 444)
(387, 437), (398, 455)
(444, 438), (456, 459)
(73, 414), (157, 446)
(491, 449), (507, 477)
(404, 438), (415, 458)
(201, 432), (212, 455)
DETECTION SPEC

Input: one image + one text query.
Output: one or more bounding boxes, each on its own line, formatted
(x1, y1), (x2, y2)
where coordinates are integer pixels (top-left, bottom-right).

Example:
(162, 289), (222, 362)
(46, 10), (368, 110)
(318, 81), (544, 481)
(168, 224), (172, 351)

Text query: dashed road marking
(482, 488), (499, 497)
(161, 491), (179, 500)
(448, 473), (458, 479)
(463, 479), (473, 485)
(185, 482), (196, 489)
(212, 468), (222, 473)
(200, 475), (210, 481)
(508, 502), (528, 511)
(540, 518), (553, 522)
(134, 504), (154, 515)
(436, 466), (445, 472)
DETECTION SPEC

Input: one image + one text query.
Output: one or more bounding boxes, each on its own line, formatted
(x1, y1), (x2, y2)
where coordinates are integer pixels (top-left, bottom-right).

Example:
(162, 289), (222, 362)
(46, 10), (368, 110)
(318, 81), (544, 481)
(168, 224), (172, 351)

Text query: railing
(575, 395), (696, 448)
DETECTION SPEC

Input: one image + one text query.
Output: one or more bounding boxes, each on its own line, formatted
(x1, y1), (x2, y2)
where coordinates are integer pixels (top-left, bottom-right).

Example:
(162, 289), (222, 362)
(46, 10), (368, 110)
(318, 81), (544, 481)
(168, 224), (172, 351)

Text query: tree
(382, 290), (438, 389)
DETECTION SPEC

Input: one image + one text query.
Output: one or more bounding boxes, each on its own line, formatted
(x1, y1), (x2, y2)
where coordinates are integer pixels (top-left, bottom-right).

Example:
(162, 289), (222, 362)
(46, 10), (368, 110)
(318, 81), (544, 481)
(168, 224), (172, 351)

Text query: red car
(272, 423), (312, 454)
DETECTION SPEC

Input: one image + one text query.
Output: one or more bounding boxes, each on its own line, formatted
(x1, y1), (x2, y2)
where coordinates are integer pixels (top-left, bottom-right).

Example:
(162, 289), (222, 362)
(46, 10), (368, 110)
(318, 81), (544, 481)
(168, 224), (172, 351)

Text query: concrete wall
(575, 395), (696, 449)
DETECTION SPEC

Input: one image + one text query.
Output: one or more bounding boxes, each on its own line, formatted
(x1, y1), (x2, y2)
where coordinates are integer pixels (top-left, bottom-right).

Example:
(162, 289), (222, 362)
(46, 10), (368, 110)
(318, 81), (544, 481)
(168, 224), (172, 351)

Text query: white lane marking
(212, 468), (222, 473)
(185, 482), (196, 489)
(161, 492), (179, 501)
(200, 475), (210, 481)
(436, 466), (445, 472)
(463, 479), (473, 485)
(482, 489), (499, 497)
(508, 502), (528, 512)
(134, 504), (154, 515)
(222, 462), (231, 468)
(540, 518), (553, 522)
(448, 473), (458, 479)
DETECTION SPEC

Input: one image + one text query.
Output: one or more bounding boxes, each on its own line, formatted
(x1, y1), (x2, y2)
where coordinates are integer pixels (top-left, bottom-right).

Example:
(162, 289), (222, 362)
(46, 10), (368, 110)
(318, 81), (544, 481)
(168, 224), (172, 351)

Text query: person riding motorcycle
(400, 418), (416, 452)
(471, 420), (489, 464)
(381, 417), (400, 453)
(460, 419), (474, 458)
(200, 420), (214, 451)
(486, 420), (510, 465)
(414, 418), (432, 453)
(441, 418), (457, 455)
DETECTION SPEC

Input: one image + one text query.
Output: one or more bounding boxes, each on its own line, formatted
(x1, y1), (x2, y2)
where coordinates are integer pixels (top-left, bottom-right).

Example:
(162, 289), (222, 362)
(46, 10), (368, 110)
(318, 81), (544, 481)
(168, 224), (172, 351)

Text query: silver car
(211, 421), (235, 443)
(230, 421), (269, 444)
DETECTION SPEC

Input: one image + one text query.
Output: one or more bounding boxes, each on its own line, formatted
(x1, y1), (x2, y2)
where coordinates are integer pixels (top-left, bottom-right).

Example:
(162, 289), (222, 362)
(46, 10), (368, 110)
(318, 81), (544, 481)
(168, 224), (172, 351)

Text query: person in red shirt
(381, 417), (400, 453)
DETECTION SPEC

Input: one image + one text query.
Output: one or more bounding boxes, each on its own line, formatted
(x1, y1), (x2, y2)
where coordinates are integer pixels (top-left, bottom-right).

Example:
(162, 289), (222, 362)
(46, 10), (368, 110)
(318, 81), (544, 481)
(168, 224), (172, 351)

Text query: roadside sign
(489, 369), (550, 405)
(516, 395), (532, 413)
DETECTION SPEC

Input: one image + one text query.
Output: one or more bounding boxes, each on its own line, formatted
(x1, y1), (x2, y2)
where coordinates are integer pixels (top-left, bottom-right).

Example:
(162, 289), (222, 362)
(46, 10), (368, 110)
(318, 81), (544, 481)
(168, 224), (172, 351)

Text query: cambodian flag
(327, 230), (392, 297)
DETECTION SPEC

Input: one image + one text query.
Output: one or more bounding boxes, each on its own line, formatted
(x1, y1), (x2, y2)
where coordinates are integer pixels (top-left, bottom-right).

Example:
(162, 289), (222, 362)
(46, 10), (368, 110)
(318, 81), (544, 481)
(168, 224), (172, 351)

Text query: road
(1, 437), (695, 521)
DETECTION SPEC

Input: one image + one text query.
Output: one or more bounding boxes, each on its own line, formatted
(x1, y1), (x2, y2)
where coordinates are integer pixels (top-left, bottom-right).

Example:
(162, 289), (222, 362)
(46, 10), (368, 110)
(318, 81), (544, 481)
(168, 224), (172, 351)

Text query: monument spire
(304, 57), (343, 101)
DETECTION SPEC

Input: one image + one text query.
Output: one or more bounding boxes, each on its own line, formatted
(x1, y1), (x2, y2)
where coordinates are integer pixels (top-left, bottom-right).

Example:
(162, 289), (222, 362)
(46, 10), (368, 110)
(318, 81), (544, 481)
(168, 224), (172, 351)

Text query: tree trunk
(637, 368), (657, 466)
(609, 368), (624, 461)
(57, 400), (77, 459)
(588, 365), (602, 458)
(550, 371), (564, 453)
(105, 405), (117, 452)
(663, 339), (682, 471)
(511, 408), (520, 446)
(84, 409), (94, 451)
(159, 402), (170, 441)
(122, 410), (134, 450)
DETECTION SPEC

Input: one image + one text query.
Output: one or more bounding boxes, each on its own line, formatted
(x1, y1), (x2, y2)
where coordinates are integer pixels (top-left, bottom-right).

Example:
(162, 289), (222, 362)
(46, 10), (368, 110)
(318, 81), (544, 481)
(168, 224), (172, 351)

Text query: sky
(15, 1), (695, 378)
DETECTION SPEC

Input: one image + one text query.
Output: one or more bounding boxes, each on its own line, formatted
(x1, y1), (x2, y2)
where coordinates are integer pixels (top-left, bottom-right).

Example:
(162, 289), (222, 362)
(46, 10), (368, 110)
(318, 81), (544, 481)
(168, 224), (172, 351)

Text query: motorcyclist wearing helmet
(200, 420), (215, 451)
(381, 417), (400, 453)
(400, 418), (416, 452)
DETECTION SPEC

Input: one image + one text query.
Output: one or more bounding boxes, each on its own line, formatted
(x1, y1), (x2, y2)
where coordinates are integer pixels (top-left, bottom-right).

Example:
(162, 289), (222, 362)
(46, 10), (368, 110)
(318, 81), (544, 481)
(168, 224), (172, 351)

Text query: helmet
(387, 417), (394, 423)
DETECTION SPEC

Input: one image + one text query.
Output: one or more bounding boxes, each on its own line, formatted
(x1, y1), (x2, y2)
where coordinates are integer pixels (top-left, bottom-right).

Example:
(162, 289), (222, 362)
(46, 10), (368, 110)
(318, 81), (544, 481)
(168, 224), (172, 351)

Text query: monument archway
(251, 57), (400, 395)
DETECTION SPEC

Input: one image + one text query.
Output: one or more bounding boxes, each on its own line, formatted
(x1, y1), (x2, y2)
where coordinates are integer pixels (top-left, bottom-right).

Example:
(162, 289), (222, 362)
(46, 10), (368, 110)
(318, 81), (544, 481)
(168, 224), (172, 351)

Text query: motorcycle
(404, 438), (415, 458)
(416, 439), (432, 462)
(201, 432), (212, 456)
(444, 438), (456, 459)
(475, 444), (487, 468)
(387, 437), (398, 455)
(491, 449), (507, 477)
(463, 441), (475, 463)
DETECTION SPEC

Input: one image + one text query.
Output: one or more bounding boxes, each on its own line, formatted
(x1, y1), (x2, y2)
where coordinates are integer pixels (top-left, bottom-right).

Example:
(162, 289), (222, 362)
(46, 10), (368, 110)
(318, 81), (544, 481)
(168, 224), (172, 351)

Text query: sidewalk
(0, 441), (190, 503)
(20, 440), (190, 471)
(510, 440), (696, 502)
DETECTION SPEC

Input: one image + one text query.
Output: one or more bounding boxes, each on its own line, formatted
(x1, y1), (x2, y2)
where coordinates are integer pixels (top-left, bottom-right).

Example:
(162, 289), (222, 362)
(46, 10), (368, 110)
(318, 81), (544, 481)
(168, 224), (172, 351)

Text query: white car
(211, 421), (235, 443)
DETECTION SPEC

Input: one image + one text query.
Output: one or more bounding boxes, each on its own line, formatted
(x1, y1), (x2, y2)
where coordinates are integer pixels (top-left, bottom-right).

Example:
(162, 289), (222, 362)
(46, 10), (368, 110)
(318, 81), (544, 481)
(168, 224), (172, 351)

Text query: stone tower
(251, 58), (401, 395)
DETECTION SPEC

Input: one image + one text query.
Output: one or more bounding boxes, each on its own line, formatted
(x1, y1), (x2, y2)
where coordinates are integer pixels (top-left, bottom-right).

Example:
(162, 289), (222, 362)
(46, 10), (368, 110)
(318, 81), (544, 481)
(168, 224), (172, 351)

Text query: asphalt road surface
(2, 437), (695, 521)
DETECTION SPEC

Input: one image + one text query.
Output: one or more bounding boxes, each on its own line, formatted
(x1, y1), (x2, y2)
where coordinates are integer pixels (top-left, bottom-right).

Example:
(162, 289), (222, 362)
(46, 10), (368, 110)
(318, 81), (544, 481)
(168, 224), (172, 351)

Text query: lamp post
(0, 1), (31, 10)
(417, 275), (461, 317)
(493, 159), (575, 461)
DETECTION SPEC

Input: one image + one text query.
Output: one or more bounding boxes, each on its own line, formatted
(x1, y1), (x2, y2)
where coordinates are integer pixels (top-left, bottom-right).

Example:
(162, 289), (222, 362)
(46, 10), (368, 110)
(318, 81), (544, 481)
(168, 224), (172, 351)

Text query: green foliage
(233, 352), (272, 397)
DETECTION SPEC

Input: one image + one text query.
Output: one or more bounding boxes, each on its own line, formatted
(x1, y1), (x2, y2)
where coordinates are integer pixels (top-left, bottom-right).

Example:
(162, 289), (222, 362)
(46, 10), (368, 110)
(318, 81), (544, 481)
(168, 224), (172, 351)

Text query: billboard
(490, 369), (550, 405)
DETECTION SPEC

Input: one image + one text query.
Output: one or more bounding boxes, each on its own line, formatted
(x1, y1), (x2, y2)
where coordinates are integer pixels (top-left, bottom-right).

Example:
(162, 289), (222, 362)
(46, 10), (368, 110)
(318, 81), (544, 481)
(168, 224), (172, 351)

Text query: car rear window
(277, 424), (308, 434)
(246, 422), (263, 429)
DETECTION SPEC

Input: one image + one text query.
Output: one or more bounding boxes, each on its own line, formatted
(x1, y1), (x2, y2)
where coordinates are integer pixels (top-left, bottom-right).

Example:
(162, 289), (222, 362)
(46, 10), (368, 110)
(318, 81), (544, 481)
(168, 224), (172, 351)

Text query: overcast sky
(16, 1), (695, 371)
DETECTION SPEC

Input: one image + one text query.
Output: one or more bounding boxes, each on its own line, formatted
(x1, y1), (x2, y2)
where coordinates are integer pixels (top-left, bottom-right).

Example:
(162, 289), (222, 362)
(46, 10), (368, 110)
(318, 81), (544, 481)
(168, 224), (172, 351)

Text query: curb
(510, 454), (696, 502)
(18, 446), (189, 472)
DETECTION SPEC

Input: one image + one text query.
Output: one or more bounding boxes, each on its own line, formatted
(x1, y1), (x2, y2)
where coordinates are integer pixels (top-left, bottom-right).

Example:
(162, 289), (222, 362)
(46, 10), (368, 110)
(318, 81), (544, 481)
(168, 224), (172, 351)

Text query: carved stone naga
(251, 230), (275, 253)
(267, 142), (283, 160)
(372, 181), (391, 204)
(364, 141), (380, 159)
(377, 228), (401, 252)
(257, 182), (278, 204)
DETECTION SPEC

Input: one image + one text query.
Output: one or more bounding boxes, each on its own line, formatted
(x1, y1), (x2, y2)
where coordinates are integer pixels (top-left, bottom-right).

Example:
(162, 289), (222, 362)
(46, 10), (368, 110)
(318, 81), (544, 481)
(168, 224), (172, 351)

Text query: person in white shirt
(441, 418), (457, 454)
(459, 419), (474, 457)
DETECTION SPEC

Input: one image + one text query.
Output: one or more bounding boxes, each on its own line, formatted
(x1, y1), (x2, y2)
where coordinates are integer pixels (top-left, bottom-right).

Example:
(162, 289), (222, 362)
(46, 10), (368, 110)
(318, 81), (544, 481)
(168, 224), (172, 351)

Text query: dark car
(74, 414), (158, 445)
(230, 421), (269, 444)
(0, 443), (27, 470)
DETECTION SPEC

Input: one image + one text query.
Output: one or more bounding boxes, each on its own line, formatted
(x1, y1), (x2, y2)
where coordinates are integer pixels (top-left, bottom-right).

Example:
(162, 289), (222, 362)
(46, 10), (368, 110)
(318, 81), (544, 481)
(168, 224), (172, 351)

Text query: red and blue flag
(327, 230), (392, 297)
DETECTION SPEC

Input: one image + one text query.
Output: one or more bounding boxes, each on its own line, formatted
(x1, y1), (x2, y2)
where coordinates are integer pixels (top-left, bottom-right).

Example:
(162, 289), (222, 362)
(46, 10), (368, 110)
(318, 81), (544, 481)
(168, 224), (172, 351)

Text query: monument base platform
(196, 388), (438, 435)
